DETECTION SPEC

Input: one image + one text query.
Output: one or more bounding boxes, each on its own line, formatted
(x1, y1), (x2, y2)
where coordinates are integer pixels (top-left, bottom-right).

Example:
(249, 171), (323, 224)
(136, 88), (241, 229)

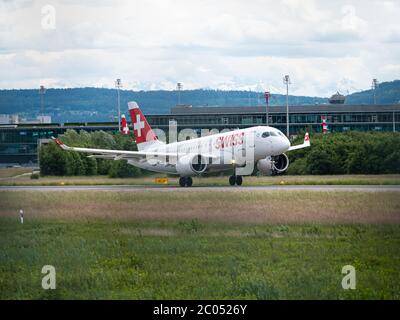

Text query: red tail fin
(128, 101), (161, 150)
(121, 114), (129, 135)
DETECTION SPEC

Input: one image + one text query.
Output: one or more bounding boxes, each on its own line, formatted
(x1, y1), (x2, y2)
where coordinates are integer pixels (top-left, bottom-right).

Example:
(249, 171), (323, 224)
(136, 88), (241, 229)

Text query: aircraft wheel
(179, 177), (186, 187)
(236, 175), (243, 186)
(186, 177), (193, 187)
(229, 175), (236, 186)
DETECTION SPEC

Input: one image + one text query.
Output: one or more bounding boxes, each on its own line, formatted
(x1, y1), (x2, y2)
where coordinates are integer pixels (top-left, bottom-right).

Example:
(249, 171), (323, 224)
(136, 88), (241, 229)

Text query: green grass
(1, 174), (400, 186)
(0, 219), (399, 299)
(1, 189), (399, 299)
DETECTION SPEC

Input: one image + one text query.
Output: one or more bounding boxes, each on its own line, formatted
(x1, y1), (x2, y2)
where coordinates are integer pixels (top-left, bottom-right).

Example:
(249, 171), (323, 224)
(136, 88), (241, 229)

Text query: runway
(1, 185), (399, 192)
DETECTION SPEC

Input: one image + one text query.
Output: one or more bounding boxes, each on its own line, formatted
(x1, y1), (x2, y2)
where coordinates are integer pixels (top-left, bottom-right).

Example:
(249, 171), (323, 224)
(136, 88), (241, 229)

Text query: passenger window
(262, 132), (270, 138)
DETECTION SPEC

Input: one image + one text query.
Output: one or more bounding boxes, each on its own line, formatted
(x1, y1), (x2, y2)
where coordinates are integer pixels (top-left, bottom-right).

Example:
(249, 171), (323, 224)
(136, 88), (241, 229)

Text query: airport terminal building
(1, 103), (399, 165)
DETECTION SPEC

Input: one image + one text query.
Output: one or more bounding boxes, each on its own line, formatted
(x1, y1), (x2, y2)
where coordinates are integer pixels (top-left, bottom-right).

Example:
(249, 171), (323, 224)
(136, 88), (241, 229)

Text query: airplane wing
(287, 132), (310, 151)
(51, 137), (216, 160)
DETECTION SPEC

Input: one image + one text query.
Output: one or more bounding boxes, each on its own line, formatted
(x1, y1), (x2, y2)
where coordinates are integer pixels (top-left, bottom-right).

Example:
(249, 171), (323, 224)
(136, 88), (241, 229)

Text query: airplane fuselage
(128, 126), (291, 176)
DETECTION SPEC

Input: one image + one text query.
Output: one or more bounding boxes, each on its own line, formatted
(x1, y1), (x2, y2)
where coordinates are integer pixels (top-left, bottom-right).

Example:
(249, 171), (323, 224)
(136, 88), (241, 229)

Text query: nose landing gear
(179, 177), (193, 187)
(229, 175), (243, 186)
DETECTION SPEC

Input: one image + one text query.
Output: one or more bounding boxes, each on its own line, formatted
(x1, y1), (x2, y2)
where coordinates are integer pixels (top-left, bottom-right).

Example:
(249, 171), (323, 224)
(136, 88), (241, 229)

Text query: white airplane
(53, 101), (310, 187)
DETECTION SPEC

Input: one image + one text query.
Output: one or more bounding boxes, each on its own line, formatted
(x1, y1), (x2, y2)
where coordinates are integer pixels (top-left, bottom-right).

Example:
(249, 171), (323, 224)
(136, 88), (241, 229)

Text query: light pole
(264, 91), (270, 126)
(39, 85), (46, 124)
(115, 79), (122, 131)
(372, 79), (379, 105)
(176, 82), (183, 105)
(283, 75), (291, 137)
(393, 111), (396, 133)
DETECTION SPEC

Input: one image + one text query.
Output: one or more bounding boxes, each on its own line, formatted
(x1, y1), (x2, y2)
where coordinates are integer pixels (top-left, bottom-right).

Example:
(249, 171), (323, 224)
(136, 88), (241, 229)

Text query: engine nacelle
(257, 153), (289, 175)
(176, 154), (208, 176)
(256, 157), (274, 176)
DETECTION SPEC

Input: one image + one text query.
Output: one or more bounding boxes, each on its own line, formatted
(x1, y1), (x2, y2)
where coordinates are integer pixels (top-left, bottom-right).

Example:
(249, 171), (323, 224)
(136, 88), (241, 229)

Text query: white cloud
(0, 0), (399, 96)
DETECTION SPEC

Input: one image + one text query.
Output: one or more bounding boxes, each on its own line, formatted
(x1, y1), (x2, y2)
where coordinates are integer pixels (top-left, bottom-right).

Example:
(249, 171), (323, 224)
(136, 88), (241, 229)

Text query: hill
(345, 80), (400, 105)
(0, 88), (327, 122)
(0, 80), (399, 122)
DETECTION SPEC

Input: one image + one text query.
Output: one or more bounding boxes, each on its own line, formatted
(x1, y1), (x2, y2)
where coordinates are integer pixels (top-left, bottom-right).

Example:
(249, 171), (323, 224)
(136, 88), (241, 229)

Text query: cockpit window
(262, 131), (280, 137)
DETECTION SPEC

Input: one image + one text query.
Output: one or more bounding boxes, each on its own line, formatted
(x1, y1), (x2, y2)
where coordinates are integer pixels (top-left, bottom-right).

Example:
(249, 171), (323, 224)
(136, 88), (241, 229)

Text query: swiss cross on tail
(121, 114), (130, 135)
(133, 114), (144, 137)
(128, 101), (161, 151)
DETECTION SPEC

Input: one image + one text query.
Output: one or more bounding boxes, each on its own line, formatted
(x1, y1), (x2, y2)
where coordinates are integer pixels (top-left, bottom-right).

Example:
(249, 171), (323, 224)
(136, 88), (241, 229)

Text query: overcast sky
(0, 0), (399, 96)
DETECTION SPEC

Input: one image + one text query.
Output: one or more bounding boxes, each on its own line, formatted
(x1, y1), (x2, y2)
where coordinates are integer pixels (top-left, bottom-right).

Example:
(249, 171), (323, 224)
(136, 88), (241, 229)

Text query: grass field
(0, 189), (399, 299)
(1, 171), (400, 186)
(1, 190), (400, 224)
(0, 219), (399, 299)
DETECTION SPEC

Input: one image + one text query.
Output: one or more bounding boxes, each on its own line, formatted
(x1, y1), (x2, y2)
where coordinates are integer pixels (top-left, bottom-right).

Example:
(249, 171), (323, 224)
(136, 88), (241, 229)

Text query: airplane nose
(279, 137), (290, 153)
(284, 137), (290, 150)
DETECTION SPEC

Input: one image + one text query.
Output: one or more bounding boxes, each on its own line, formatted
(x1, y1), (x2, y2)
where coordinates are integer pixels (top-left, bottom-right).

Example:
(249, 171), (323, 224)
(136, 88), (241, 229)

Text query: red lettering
(215, 132), (245, 150)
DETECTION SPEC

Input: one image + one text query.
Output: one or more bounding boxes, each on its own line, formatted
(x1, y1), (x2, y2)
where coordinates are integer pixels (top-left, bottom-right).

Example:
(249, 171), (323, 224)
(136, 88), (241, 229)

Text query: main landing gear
(179, 176), (243, 187)
(229, 175), (243, 186)
(179, 176), (193, 187)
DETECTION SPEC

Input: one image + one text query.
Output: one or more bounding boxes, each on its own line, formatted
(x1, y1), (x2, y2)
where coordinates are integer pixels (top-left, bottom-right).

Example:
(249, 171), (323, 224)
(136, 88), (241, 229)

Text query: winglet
(51, 136), (70, 150)
(287, 132), (311, 151)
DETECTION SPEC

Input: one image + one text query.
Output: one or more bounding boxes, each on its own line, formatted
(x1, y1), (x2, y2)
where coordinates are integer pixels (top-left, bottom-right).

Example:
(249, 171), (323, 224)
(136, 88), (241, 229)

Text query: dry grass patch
(0, 190), (399, 224)
(0, 167), (32, 179)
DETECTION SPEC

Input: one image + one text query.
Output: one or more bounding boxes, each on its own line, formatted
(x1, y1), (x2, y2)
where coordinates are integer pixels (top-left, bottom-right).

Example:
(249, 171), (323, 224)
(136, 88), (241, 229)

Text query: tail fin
(128, 101), (163, 151)
(304, 132), (310, 147)
(121, 114), (130, 135)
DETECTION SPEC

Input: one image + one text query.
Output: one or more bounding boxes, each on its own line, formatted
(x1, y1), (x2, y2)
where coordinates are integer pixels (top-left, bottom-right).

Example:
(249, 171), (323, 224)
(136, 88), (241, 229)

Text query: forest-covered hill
(0, 80), (399, 122)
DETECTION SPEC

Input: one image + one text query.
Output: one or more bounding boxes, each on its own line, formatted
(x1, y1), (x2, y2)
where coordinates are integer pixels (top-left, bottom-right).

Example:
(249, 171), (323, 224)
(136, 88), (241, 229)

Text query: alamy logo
(41, 265), (56, 290)
(41, 5), (56, 30)
(341, 265), (356, 290)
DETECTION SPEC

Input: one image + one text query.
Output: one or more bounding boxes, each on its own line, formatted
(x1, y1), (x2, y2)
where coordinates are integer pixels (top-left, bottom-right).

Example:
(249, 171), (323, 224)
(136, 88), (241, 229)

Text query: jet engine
(176, 154), (208, 176)
(257, 153), (289, 175)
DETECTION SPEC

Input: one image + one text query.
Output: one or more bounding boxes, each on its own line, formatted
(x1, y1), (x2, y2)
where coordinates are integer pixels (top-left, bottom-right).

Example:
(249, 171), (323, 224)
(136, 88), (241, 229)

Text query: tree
(39, 143), (67, 176)
(62, 151), (85, 175)
(84, 156), (98, 175)
(383, 150), (400, 173)
(41, 130), (400, 176)
(108, 160), (141, 178)
(97, 159), (111, 175)
(307, 148), (338, 175)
